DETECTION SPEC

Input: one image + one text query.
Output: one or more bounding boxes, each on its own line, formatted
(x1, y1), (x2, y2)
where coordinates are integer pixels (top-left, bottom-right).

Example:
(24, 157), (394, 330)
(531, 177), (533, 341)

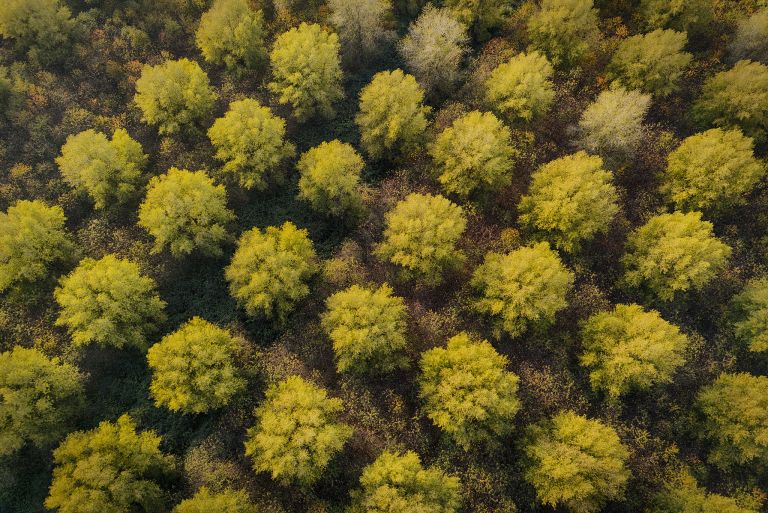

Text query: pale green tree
(731, 276), (768, 352)
(485, 51), (555, 122)
(729, 9), (768, 65)
(173, 488), (257, 513)
(0, 0), (75, 65)
(297, 140), (365, 217)
(328, 0), (395, 59)
(195, 0), (267, 73)
(527, 0), (601, 68)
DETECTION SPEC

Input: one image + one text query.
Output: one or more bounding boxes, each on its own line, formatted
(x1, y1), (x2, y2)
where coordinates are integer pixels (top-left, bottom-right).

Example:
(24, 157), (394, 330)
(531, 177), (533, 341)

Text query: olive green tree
(297, 140), (365, 217)
(527, 0), (601, 68)
(419, 332), (521, 449)
(54, 255), (167, 350)
(443, 0), (508, 40)
(639, 0), (713, 33)
(0, 346), (84, 457)
(0, 0), (75, 65)
(471, 243), (574, 338)
(731, 276), (768, 352)
(729, 9), (768, 65)
(652, 472), (761, 513)
(173, 488), (257, 513)
(195, 0), (267, 73)
(519, 152), (619, 252)
(485, 51), (555, 122)
(244, 375), (352, 485)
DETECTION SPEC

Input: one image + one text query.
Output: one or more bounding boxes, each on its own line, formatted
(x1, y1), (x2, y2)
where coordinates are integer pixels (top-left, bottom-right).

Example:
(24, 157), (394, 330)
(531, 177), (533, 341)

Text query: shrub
(297, 140), (365, 217)
(731, 276), (768, 352)
(173, 488), (257, 513)
(527, 0), (601, 68)
(195, 0), (267, 73)
(328, 0), (394, 59)
(729, 9), (768, 65)
(485, 51), (555, 122)
(0, 0), (75, 65)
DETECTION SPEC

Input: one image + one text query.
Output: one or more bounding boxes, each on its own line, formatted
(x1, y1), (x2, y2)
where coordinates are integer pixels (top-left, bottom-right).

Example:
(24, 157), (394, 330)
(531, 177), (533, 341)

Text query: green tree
(429, 110), (517, 198)
(56, 128), (149, 210)
(485, 51), (555, 122)
(134, 58), (218, 135)
(419, 332), (521, 449)
(297, 140), (365, 217)
(356, 69), (431, 159)
(731, 276), (768, 352)
(579, 304), (689, 399)
(244, 375), (352, 485)
(54, 254), (167, 351)
(173, 488), (257, 513)
(729, 9), (768, 65)
(660, 128), (765, 212)
(376, 193), (466, 285)
(225, 222), (318, 320)
(350, 450), (461, 513)
(692, 60), (768, 142)
(652, 472), (761, 513)
(639, 0), (713, 33)
(269, 23), (343, 121)
(138, 168), (235, 258)
(147, 317), (245, 414)
(321, 283), (408, 374)
(621, 211), (731, 300)
(0, 200), (73, 292)
(443, 0), (507, 40)
(523, 411), (630, 513)
(606, 29), (692, 96)
(0, 0), (74, 65)
(519, 152), (619, 252)
(329, 0), (395, 60)
(696, 372), (768, 468)
(0, 346), (84, 457)
(208, 99), (295, 191)
(195, 0), (267, 73)
(527, 0), (601, 68)
(471, 243), (574, 338)
(45, 415), (175, 513)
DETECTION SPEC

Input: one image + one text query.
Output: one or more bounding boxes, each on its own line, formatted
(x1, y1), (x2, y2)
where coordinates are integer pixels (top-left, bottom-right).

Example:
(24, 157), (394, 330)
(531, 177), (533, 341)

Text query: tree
(0, 346), (84, 457)
(225, 222), (318, 320)
(54, 254), (167, 351)
(621, 211), (731, 300)
(518, 152), (619, 252)
(356, 69), (431, 159)
(208, 99), (295, 191)
(244, 375), (352, 485)
(0, 200), (73, 292)
(419, 332), (520, 449)
(268, 23), (343, 121)
(606, 29), (692, 96)
(138, 168), (235, 258)
(579, 304), (689, 399)
(429, 110), (518, 198)
(639, 0), (713, 33)
(375, 193), (466, 285)
(321, 283), (408, 374)
(297, 140), (365, 217)
(652, 472), (761, 513)
(527, 0), (601, 68)
(485, 51), (555, 122)
(523, 411), (630, 513)
(45, 415), (175, 513)
(147, 317), (245, 414)
(173, 488), (257, 513)
(56, 128), (149, 210)
(195, 0), (267, 74)
(731, 276), (768, 352)
(696, 372), (768, 468)
(576, 87), (651, 163)
(471, 243), (574, 338)
(350, 450), (461, 513)
(399, 5), (469, 97)
(692, 60), (768, 142)
(443, 0), (508, 40)
(328, 0), (395, 60)
(729, 9), (768, 65)
(134, 58), (218, 135)
(0, 0), (75, 65)
(660, 128), (765, 212)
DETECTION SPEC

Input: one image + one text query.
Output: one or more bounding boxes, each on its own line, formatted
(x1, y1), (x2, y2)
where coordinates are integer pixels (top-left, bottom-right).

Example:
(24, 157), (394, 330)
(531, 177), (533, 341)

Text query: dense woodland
(1, 0), (768, 512)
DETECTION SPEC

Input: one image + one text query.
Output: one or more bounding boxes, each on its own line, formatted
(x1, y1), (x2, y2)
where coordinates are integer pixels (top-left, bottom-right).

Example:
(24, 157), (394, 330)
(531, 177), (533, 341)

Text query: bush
(356, 69), (431, 159)
(56, 128), (148, 209)
(519, 151), (619, 252)
(527, 0), (601, 68)
(606, 29), (692, 96)
(660, 128), (765, 212)
(147, 317), (245, 414)
(297, 140), (365, 217)
(485, 51), (555, 122)
(244, 375), (352, 485)
(138, 168), (235, 258)
(621, 211), (731, 300)
(0, 200), (73, 292)
(375, 193), (466, 285)
(195, 0), (267, 73)
(328, 0), (394, 59)
(419, 332), (521, 449)
(173, 488), (257, 513)
(45, 415), (175, 513)
(268, 23), (343, 121)
(0, 346), (84, 457)
(731, 276), (768, 352)
(321, 283), (408, 374)
(729, 9), (768, 65)
(225, 222), (318, 320)
(696, 372), (768, 468)
(0, 0), (75, 65)
(429, 110), (517, 198)
(523, 411), (630, 513)
(639, 0), (713, 33)
(471, 243), (574, 338)
(54, 254), (167, 350)
(208, 99), (295, 191)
